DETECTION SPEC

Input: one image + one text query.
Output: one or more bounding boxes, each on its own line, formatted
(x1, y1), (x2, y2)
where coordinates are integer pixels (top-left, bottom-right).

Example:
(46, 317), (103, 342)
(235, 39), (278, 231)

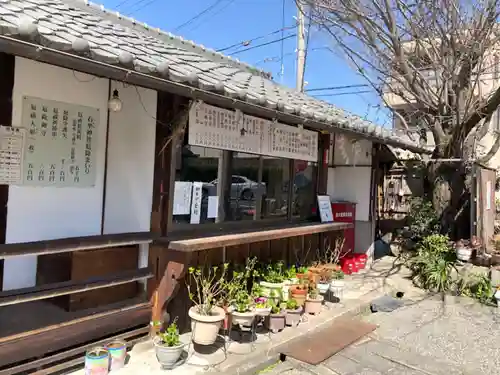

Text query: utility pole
(296, 0), (306, 92)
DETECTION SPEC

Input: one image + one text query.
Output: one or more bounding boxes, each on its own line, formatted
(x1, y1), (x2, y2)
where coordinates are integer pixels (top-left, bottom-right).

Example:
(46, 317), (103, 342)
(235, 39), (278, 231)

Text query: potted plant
(254, 297), (272, 316)
(264, 300), (286, 333)
(285, 265), (298, 284)
(284, 298), (302, 327)
(231, 290), (256, 327)
(187, 264), (228, 345)
(495, 286), (500, 307)
(329, 269), (345, 290)
(455, 239), (473, 262)
(317, 270), (331, 294)
(154, 318), (185, 369)
(290, 280), (308, 306)
(296, 266), (309, 280)
(260, 262), (286, 297)
(304, 286), (324, 315)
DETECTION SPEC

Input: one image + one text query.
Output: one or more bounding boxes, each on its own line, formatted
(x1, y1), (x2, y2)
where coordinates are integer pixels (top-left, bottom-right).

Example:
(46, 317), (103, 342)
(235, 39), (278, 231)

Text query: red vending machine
(331, 201), (357, 273)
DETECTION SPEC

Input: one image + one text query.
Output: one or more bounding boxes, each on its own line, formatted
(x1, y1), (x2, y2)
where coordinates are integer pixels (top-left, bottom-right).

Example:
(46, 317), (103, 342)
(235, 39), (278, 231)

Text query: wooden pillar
(317, 132), (330, 256)
(0, 52), (15, 290)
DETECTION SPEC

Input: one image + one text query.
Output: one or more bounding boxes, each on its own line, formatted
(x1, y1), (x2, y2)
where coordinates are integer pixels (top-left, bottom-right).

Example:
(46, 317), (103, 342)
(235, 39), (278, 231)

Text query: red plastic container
(353, 253), (368, 270)
(340, 255), (358, 275)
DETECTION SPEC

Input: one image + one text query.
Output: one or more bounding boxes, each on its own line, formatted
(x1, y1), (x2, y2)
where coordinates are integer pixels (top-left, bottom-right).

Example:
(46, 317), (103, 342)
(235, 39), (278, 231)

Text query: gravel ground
(264, 286), (500, 375)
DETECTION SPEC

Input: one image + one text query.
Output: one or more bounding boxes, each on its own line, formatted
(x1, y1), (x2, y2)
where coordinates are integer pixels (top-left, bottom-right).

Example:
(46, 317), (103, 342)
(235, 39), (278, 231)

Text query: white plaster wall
(3, 58), (109, 290)
(328, 166), (372, 221)
(102, 81), (157, 234)
(333, 135), (372, 166)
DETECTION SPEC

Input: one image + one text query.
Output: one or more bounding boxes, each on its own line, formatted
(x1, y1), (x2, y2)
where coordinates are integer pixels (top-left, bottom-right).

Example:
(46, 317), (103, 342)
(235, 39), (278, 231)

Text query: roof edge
(65, 0), (273, 79)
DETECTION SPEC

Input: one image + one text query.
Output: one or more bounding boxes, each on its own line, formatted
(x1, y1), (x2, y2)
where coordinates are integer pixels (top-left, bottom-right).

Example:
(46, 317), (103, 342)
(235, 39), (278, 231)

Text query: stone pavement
(263, 269), (500, 375)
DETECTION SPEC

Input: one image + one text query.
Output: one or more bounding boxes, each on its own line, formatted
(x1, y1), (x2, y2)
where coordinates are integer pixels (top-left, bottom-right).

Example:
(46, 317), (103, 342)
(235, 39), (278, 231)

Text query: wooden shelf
(168, 222), (352, 252)
(0, 232), (154, 258)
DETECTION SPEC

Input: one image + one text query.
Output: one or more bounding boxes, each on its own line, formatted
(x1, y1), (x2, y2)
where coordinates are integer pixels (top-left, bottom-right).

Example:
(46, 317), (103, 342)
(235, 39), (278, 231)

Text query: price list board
(0, 126), (26, 184)
(21, 96), (100, 187)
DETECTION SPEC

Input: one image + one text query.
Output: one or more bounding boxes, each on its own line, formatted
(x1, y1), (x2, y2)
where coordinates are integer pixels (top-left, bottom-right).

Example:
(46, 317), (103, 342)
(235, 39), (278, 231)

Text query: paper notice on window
(317, 195), (333, 223)
(173, 181), (192, 215)
(190, 182), (203, 224)
(207, 196), (218, 219)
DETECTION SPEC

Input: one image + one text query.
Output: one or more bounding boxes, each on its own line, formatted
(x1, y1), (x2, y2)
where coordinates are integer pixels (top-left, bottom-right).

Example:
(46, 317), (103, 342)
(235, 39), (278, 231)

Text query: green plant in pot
(260, 262), (286, 297)
(187, 264), (228, 345)
(305, 285), (324, 315)
(284, 298), (302, 327)
(254, 296), (272, 316)
(264, 298), (286, 333)
(231, 290), (256, 327)
(154, 318), (185, 369)
(317, 270), (332, 294)
(290, 279), (308, 306)
(329, 269), (345, 289)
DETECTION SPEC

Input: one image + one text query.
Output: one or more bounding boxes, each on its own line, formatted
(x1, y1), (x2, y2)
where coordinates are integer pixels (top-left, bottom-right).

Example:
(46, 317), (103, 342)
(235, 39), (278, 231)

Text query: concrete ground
(264, 264), (500, 375)
(70, 256), (500, 375)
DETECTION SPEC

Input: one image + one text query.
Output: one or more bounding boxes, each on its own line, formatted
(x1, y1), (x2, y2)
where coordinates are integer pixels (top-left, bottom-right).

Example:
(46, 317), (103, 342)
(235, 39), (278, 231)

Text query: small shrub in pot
(285, 298), (302, 327)
(154, 318), (185, 369)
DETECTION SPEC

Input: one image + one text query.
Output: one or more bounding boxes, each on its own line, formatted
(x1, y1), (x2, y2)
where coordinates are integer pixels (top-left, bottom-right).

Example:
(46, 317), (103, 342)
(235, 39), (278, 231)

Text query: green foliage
(407, 197), (440, 240)
(410, 234), (456, 292)
(456, 273), (494, 305)
(284, 265), (297, 279)
(234, 290), (252, 313)
(286, 298), (298, 310)
(331, 269), (345, 280)
(269, 299), (281, 314)
(262, 262), (286, 283)
(157, 318), (180, 347)
(187, 263), (229, 315)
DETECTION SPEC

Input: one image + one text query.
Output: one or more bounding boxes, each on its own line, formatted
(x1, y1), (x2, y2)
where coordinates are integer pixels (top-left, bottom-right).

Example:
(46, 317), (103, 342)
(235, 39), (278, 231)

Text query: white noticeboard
(188, 102), (318, 162)
(188, 103), (262, 154)
(190, 181), (203, 224)
(317, 195), (333, 223)
(173, 181), (193, 215)
(0, 126), (26, 184)
(21, 96), (100, 187)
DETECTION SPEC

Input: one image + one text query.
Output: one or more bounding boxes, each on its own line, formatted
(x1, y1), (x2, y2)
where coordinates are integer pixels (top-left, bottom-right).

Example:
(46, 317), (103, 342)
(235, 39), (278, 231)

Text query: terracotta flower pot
(308, 273), (320, 284)
(290, 288), (307, 307)
(308, 267), (323, 274)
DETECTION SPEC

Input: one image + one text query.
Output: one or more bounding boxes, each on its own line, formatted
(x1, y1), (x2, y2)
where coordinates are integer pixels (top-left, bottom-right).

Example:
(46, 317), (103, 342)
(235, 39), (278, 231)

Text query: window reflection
(292, 160), (318, 220)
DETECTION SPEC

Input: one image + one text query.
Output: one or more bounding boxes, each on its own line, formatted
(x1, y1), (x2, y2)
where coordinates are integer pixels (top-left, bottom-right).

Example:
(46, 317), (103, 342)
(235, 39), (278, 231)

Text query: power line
(174, 0), (226, 32)
(125, 0), (160, 15)
(187, 0), (237, 32)
(305, 84), (369, 92)
(216, 24), (297, 53)
(114, 0), (134, 10)
(230, 34), (296, 56)
(314, 90), (372, 97)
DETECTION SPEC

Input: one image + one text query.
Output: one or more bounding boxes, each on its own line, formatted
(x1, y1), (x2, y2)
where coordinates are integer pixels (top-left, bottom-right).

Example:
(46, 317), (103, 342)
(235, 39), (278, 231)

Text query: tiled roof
(0, 0), (429, 152)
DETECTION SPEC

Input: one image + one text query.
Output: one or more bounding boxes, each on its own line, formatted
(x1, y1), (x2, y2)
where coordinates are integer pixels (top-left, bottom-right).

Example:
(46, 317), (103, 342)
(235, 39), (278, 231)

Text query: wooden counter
(167, 222), (352, 252)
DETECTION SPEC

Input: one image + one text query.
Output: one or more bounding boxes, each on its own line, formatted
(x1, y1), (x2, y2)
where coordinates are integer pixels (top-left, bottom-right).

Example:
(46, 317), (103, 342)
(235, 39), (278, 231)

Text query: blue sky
(102, 0), (390, 125)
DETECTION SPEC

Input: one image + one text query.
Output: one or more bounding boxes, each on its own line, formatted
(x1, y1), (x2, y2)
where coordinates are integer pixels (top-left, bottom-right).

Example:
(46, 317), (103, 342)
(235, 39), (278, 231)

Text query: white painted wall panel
(102, 81), (157, 234)
(3, 58), (109, 290)
(330, 166), (372, 221)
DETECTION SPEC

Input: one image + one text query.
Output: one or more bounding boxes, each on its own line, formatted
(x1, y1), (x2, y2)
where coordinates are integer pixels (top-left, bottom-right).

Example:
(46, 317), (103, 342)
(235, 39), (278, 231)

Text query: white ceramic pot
(317, 283), (330, 294)
(330, 279), (345, 289)
(495, 290), (500, 306)
(305, 295), (324, 315)
(154, 338), (185, 369)
(188, 306), (225, 345)
(231, 310), (256, 327)
(456, 247), (472, 262)
(255, 306), (272, 316)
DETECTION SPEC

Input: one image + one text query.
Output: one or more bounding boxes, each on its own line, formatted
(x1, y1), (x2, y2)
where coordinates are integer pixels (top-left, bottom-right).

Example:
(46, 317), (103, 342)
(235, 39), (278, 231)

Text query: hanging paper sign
(21, 96), (100, 187)
(0, 126), (25, 184)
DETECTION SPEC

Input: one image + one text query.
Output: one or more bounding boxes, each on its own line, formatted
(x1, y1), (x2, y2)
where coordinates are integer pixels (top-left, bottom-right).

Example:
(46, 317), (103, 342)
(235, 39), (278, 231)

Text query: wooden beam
(167, 222), (352, 252)
(0, 232), (154, 258)
(0, 302), (150, 367)
(0, 268), (153, 307)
